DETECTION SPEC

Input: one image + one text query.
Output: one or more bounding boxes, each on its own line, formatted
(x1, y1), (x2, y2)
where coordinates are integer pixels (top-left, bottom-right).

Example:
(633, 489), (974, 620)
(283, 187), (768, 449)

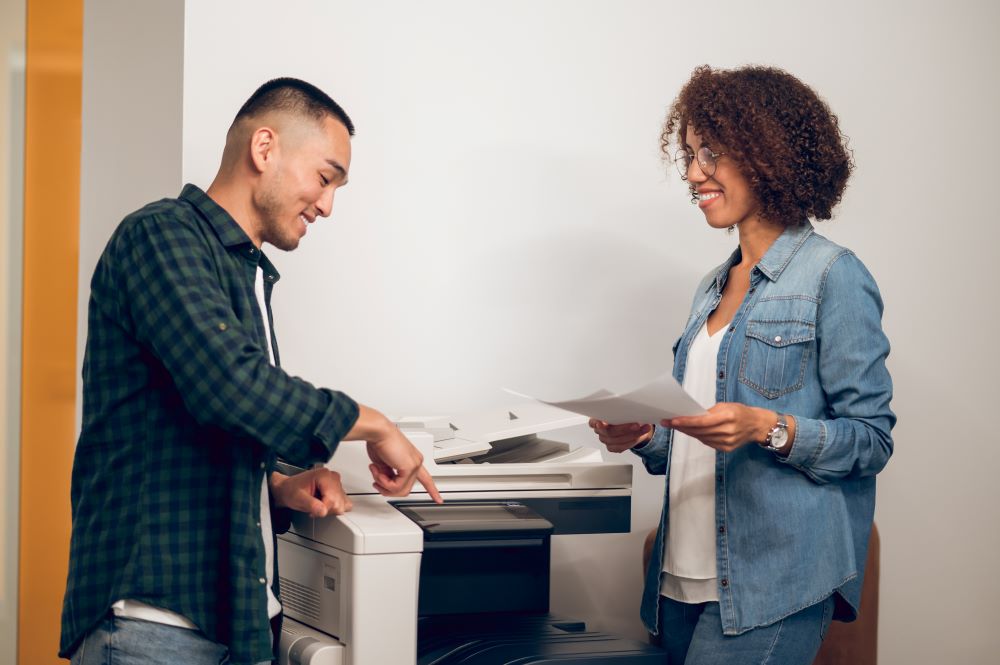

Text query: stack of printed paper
(505, 374), (707, 426)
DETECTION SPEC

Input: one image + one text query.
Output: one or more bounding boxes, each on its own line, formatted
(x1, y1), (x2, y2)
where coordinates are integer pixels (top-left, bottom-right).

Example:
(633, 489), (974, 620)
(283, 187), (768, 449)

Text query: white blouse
(660, 320), (725, 603)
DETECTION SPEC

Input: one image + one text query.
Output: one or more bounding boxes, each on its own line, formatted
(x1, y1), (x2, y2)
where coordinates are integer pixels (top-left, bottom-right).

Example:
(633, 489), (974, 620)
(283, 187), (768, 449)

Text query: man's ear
(249, 127), (277, 174)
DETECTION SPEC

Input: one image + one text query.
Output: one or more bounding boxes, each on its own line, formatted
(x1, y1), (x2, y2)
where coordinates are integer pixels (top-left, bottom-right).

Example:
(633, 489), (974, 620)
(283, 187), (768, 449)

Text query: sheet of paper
(505, 373), (707, 426)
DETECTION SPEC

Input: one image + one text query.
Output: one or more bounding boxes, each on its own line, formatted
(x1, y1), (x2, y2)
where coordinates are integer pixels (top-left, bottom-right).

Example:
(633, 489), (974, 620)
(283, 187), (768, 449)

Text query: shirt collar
(755, 221), (814, 282)
(709, 247), (741, 294)
(179, 183), (281, 283)
(706, 221), (814, 292)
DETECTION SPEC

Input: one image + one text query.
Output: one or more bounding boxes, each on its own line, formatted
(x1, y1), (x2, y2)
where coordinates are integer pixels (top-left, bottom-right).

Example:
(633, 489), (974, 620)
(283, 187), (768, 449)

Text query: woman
(590, 65), (894, 664)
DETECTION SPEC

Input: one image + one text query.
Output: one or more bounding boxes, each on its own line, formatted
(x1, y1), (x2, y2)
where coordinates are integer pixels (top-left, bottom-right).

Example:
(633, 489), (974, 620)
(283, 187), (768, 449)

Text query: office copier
(276, 403), (664, 664)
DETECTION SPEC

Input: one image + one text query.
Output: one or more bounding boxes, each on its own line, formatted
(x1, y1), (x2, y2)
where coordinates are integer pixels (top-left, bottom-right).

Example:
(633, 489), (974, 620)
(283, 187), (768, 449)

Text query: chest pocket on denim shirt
(738, 320), (815, 399)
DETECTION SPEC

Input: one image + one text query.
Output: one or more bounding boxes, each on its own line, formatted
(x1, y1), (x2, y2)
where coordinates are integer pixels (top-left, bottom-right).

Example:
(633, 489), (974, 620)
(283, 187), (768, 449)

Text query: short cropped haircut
(662, 65), (852, 225)
(232, 77), (355, 136)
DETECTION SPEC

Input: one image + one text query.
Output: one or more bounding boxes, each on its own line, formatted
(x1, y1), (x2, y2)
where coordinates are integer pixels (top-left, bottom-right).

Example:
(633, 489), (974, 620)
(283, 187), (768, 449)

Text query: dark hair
(233, 77), (355, 136)
(662, 65), (852, 224)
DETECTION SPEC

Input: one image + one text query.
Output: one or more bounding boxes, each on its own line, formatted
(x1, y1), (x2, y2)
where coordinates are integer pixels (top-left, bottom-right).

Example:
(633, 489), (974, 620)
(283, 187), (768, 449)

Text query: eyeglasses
(673, 146), (726, 180)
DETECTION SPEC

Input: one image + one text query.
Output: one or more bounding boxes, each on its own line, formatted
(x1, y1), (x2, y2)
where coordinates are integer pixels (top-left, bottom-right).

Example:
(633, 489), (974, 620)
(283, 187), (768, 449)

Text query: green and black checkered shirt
(60, 185), (359, 664)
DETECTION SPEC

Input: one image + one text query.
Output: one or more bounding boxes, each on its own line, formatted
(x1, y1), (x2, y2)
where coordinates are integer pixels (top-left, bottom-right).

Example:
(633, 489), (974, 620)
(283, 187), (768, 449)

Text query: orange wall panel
(20, 0), (82, 663)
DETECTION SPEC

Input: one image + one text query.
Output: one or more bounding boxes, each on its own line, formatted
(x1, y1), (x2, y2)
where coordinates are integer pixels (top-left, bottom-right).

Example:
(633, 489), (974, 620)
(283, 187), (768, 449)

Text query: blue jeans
(69, 615), (272, 665)
(658, 594), (834, 664)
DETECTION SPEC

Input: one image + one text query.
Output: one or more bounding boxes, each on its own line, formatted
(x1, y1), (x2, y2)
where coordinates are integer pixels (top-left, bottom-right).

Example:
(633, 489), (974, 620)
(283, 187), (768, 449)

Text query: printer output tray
(418, 613), (665, 665)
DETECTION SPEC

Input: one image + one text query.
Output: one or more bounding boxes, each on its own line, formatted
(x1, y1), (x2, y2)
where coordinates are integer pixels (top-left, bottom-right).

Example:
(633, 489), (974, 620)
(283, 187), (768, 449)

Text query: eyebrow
(683, 139), (711, 153)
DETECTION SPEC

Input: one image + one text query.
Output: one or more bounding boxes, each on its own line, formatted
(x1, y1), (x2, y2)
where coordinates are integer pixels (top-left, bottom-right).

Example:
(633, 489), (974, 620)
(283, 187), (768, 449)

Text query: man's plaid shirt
(60, 185), (359, 664)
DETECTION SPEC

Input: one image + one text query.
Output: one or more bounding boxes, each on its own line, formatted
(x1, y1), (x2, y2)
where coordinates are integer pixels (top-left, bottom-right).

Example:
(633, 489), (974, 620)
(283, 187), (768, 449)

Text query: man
(60, 78), (441, 665)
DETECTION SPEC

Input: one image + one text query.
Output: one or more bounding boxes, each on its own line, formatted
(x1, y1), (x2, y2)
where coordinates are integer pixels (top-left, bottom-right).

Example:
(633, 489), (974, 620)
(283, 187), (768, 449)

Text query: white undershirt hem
(111, 599), (198, 630)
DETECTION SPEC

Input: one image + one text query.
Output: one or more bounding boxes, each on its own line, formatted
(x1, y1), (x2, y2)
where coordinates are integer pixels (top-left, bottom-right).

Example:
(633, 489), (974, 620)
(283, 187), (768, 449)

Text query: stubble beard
(257, 181), (301, 252)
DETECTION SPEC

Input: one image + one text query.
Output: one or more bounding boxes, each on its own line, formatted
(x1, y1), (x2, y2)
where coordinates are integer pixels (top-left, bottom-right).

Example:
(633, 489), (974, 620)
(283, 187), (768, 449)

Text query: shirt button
(718, 525), (726, 534)
(721, 578), (729, 588)
(259, 577), (266, 585)
(774, 335), (782, 343)
(218, 322), (228, 331)
(728, 326), (735, 333)
(260, 462), (266, 470)
(248, 247), (256, 255)
(716, 475), (723, 482)
(256, 521), (262, 528)
(718, 370), (725, 379)
(749, 288), (756, 294)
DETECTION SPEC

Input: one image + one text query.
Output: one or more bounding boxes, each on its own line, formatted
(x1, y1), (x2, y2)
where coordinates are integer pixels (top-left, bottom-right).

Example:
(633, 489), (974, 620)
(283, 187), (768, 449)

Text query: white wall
(81, 1), (1000, 662)
(77, 0), (185, 392)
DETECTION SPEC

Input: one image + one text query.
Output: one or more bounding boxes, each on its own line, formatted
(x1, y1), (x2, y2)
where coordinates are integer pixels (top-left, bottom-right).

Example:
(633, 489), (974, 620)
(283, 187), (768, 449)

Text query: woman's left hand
(664, 403), (773, 452)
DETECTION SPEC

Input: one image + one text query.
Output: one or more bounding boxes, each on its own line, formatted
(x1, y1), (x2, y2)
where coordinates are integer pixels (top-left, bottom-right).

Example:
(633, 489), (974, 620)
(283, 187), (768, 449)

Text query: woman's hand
(588, 419), (654, 453)
(664, 403), (779, 453)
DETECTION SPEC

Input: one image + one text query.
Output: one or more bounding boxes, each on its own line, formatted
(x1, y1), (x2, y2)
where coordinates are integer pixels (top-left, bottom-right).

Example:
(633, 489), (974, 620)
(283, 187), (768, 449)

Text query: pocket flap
(745, 320), (815, 348)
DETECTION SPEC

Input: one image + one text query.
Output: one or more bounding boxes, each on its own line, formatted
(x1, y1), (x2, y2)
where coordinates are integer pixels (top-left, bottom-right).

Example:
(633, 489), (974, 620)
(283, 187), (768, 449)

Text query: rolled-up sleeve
(631, 425), (672, 475)
(779, 252), (895, 484)
(117, 214), (359, 466)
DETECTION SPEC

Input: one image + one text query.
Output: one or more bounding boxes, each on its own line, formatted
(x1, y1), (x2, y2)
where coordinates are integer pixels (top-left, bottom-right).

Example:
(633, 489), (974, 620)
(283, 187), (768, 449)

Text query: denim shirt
(634, 221), (895, 635)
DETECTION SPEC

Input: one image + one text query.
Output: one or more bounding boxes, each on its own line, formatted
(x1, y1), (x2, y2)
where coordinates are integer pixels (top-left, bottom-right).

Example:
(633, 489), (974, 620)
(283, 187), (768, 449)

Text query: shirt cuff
(777, 415), (826, 470)
(312, 389), (360, 458)
(631, 428), (670, 464)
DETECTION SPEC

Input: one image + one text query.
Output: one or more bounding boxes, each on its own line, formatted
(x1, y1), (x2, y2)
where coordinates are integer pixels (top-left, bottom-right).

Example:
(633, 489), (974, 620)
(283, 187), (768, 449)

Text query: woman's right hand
(588, 419), (654, 453)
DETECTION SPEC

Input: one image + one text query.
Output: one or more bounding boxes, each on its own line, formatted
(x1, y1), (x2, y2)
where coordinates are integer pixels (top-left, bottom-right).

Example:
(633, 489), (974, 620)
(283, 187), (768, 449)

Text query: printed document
(505, 373), (707, 425)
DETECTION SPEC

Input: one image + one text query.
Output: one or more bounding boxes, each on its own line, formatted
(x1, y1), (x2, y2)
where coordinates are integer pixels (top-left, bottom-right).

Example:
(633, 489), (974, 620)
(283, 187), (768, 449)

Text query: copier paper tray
(398, 501), (554, 616)
(418, 613), (665, 664)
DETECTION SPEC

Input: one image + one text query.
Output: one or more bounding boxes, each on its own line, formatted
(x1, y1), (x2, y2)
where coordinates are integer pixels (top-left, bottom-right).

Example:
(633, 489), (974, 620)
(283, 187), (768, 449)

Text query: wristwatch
(761, 414), (790, 453)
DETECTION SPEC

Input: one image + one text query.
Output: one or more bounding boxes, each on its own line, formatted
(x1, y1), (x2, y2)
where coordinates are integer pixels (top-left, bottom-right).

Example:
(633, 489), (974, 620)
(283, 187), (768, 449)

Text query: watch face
(770, 428), (789, 449)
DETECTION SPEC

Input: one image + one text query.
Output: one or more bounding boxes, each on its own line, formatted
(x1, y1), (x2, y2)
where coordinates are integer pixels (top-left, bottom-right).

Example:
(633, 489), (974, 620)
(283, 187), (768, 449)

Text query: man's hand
(589, 419), (654, 453)
(270, 468), (352, 517)
(348, 405), (444, 504)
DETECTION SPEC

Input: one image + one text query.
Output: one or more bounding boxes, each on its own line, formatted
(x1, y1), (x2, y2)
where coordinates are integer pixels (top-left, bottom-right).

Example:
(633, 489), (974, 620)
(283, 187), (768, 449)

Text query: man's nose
(316, 187), (335, 218)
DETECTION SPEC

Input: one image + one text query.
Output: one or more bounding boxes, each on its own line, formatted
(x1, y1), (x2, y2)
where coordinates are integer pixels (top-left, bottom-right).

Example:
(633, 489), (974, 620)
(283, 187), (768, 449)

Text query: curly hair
(662, 65), (853, 224)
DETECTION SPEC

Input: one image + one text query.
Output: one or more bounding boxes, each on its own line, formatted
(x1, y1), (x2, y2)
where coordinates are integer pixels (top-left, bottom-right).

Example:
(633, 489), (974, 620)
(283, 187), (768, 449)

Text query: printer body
(276, 404), (656, 665)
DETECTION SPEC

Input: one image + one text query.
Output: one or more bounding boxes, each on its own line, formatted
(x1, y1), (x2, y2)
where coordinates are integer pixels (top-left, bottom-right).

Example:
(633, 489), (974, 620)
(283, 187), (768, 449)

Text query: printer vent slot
(279, 576), (322, 621)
